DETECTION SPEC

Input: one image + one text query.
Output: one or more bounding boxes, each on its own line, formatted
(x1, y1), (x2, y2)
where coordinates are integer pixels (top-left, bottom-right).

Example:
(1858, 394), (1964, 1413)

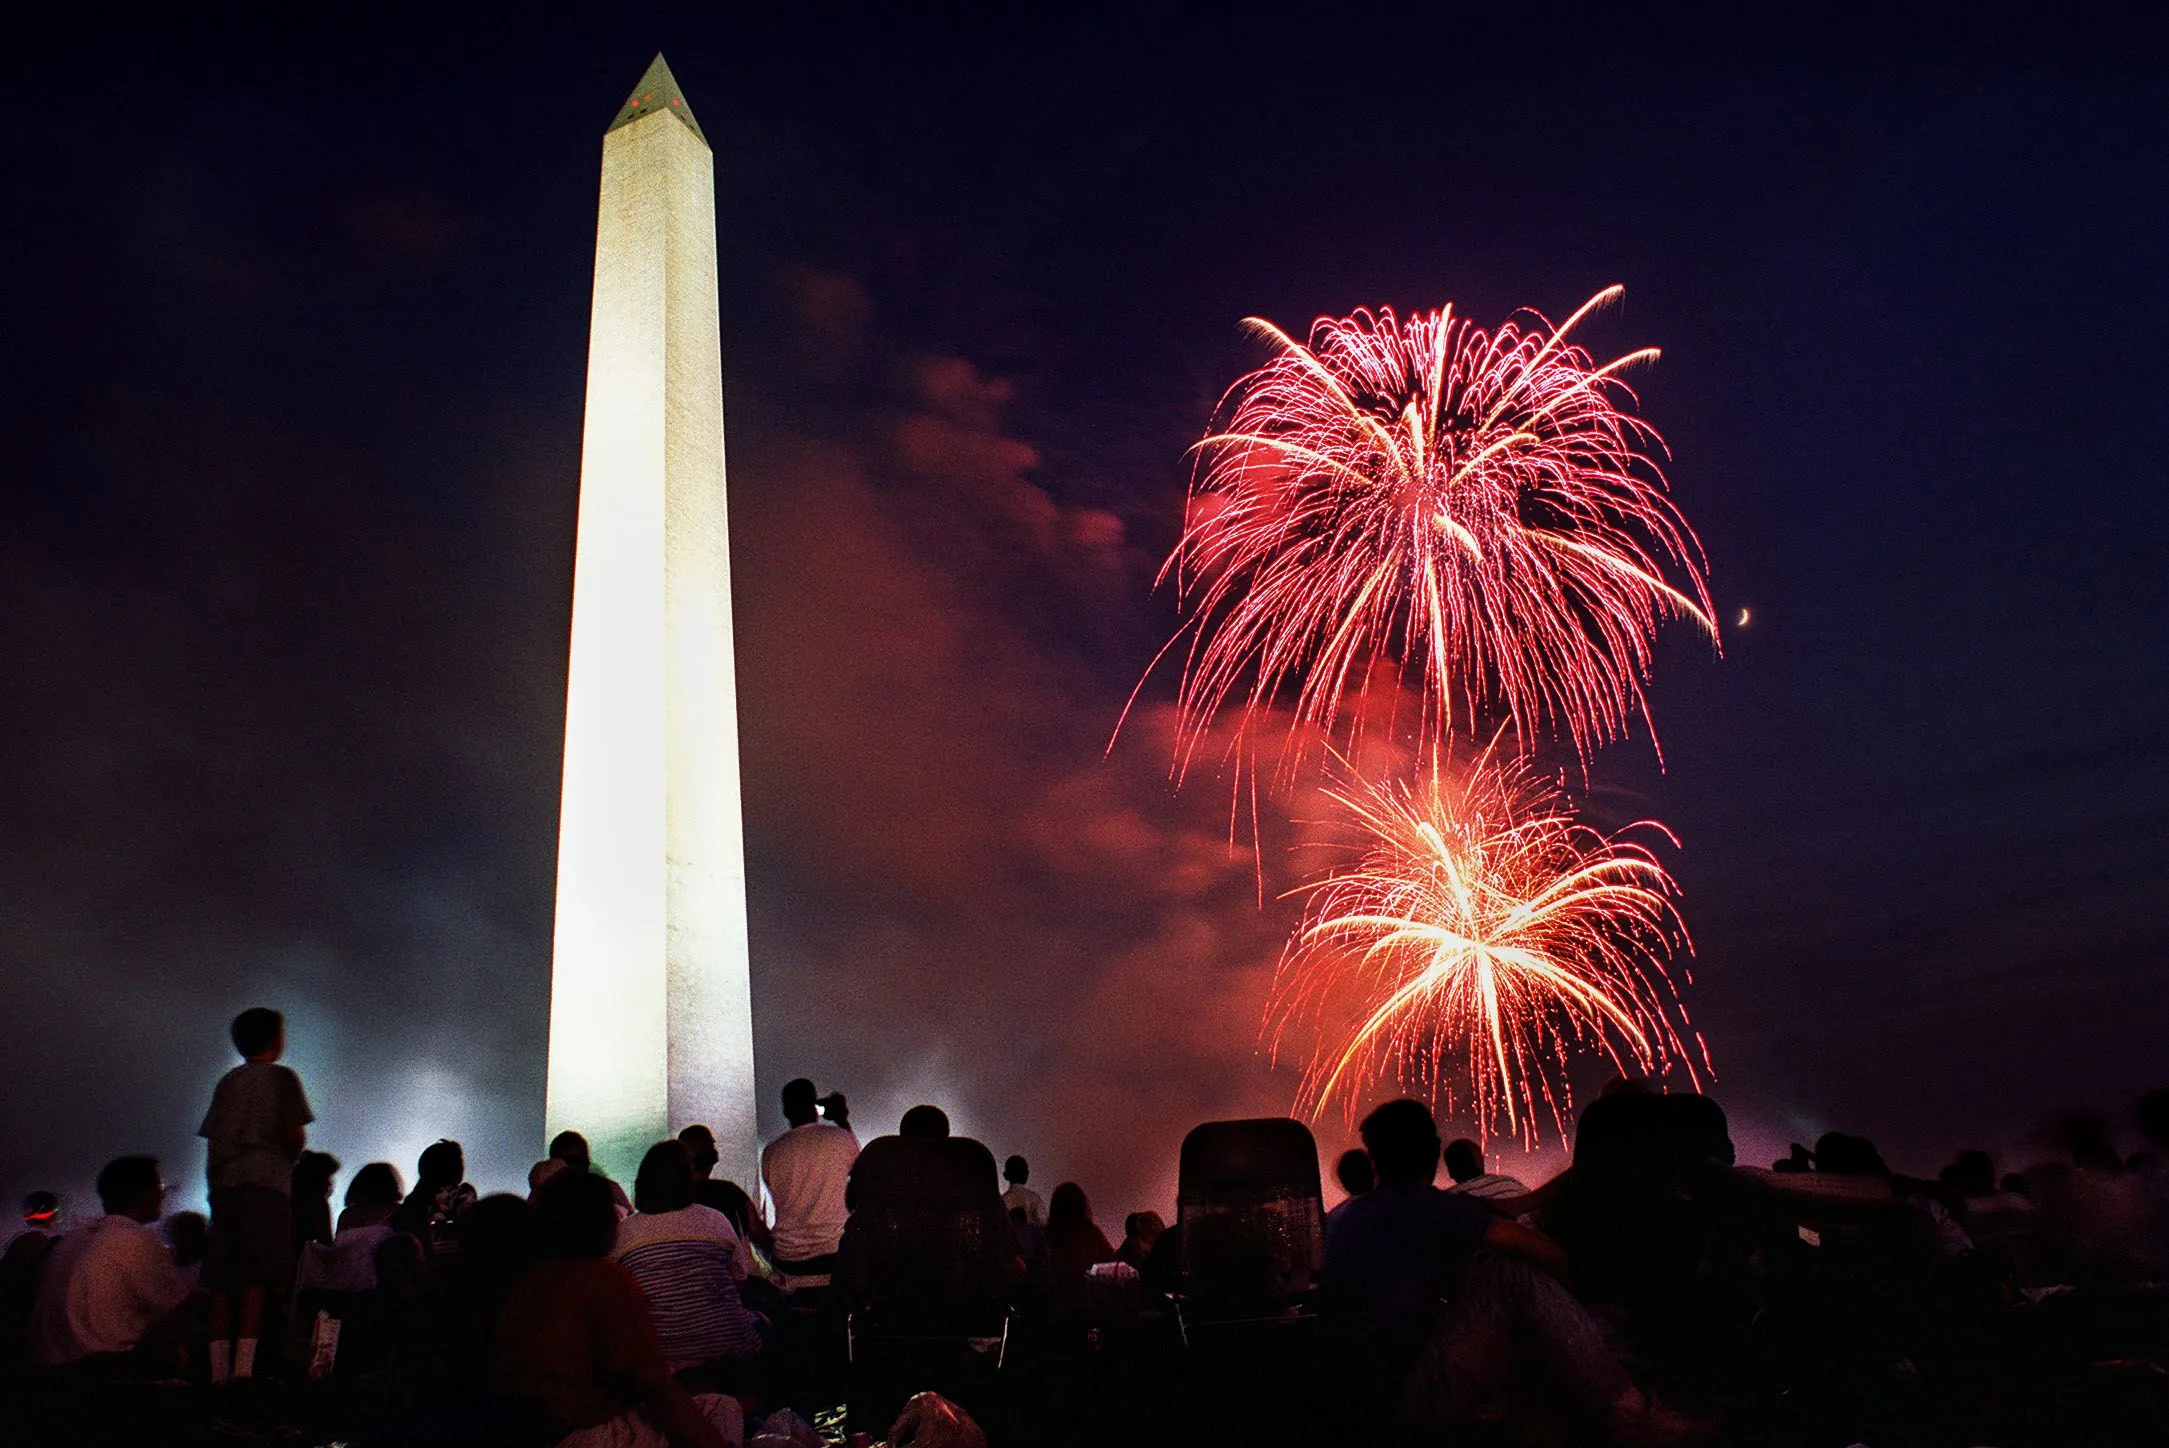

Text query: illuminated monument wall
(547, 56), (757, 1184)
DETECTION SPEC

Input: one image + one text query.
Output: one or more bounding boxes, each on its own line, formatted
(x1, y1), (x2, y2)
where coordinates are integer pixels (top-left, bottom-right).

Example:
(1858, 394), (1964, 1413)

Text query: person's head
(458, 1194), (537, 1291)
(1124, 1210), (1166, 1248)
(20, 1191), (60, 1229)
(96, 1156), (164, 1223)
(1047, 1181), (1091, 1227)
(294, 1150), (340, 1198)
(1443, 1138), (1484, 1184)
(1360, 1099), (1442, 1188)
(533, 1171), (619, 1259)
(230, 1006), (284, 1062)
(1004, 1155), (1029, 1186)
(548, 1130), (592, 1173)
(417, 1139), (465, 1191)
(1947, 1149), (1996, 1196)
(781, 1078), (820, 1128)
(634, 1140), (696, 1214)
(900, 1104), (950, 1140)
(1335, 1148), (1377, 1198)
(528, 1159), (567, 1195)
(1813, 1132), (1889, 1178)
(2055, 1112), (2123, 1173)
(346, 1162), (405, 1213)
(678, 1125), (719, 1179)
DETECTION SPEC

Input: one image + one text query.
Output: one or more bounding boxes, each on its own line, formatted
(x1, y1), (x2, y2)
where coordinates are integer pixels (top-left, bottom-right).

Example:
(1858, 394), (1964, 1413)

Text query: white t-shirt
(1002, 1184), (1045, 1227)
(31, 1215), (191, 1364)
(760, 1122), (858, 1263)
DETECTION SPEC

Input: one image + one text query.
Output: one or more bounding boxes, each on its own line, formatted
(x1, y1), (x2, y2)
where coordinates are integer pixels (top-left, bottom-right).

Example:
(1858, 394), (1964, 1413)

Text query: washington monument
(546, 56), (756, 1184)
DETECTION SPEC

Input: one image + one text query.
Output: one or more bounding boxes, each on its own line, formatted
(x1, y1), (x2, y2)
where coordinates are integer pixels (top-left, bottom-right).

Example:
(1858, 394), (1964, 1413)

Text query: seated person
(303, 1161), (405, 1293)
(613, 1141), (762, 1385)
(1325, 1100), (1695, 1442)
(676, 1125), (770, 1264)
(1115, 1211), (1165, 1270)
(759, 1081), (857, 1288)
(1444, 1138), (1529, 1202)
(495, 1172), (741, 1448)
(390, 1139), (477, 1259)
(30, 1156), (193, 1373)
(1043, 1183), (1115, 1323)
(553, 1130), (635, 1216)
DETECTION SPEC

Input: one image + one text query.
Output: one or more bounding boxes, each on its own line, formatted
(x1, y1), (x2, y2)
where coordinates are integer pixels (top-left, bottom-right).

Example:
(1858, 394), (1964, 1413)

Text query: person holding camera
(759, 1079), (858, 1290)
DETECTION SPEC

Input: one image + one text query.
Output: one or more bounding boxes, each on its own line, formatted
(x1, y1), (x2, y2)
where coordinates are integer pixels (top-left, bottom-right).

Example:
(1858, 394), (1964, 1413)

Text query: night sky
(5, 8), (2166, 1223)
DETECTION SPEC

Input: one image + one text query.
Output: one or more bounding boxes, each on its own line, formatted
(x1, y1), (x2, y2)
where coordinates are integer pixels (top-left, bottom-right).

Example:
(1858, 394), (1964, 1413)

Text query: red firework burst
(1159, 287), (1715, 777)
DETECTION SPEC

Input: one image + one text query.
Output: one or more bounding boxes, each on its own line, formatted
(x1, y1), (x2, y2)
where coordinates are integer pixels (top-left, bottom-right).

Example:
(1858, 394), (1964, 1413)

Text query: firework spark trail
(1269, 747), (1707, 1142)
(1159, 287), (1717, 779)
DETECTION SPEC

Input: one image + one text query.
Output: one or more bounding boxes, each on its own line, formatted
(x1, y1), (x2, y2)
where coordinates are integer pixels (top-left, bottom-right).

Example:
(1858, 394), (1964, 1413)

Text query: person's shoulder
(683, 1202), (739, 1241)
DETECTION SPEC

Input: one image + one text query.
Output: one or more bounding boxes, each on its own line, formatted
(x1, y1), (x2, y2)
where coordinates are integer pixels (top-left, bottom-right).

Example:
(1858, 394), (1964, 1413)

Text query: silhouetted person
(198, 1005), (311, 1382)
(1001, 1154), (1045, 1226)
(338, 1162), (404, 1232)
(15, 1191), (62, 1243)
(615, 1141), (760, 1385)
(0, 1195), (63, 1373)
(1044, 1182), (1115, 1322)
(300, 1162), (405, 1297)
(1444, 1138), (1528, 1201)
(493, 1172), (739, 1448)
(1325, 1099), (1689, 1440)
(30, 1156), (191, 1372)
(291, 1149), (340, 1254)
(899, 1104), (951, 1140)
(1116, 1210), (1165, 1270)
(550, 1130), (632, 1214)
(761, 1078), (858, 1289)
(392, 1138), (477, 1256)
(678, 1124), (768, 1253)
(1814, 1131), (1891, 1179)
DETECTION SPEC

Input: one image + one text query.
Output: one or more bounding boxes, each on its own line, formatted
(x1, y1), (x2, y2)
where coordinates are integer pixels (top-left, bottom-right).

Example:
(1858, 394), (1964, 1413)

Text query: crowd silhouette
(3, 1008), (2168, 1446)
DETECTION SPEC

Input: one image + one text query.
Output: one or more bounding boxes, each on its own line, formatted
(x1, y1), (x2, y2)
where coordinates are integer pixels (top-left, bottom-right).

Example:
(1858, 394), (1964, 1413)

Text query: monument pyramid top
(607, 54), (707, 147)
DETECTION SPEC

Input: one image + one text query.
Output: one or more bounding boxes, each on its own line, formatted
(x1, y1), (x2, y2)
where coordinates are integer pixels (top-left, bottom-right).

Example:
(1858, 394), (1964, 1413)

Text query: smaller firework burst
(1271, 747), (1704, 1141)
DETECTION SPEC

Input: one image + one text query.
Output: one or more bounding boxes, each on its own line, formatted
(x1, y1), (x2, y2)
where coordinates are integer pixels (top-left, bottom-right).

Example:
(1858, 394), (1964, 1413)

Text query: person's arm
(1483, 1216), (1569, 1276)
(282, 1070), (312, 1159)
(123, 1228), (194, 1320)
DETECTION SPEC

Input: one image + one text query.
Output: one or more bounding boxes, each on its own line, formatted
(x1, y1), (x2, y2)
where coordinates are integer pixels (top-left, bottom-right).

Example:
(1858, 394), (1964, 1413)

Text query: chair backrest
(842, 1135), (1009, 1331)
(1177, 1118), (1324, 1309)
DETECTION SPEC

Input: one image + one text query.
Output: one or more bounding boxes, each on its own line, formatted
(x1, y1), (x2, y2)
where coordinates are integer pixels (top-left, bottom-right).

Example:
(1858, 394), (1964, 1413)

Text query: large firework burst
(1270, 747), (1705, 1141)
(1160, 287), (1715, 777)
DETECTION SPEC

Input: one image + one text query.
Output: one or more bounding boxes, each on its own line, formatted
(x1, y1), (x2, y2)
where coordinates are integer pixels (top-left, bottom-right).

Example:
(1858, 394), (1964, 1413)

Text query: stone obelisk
(546, 55), (756, 1185)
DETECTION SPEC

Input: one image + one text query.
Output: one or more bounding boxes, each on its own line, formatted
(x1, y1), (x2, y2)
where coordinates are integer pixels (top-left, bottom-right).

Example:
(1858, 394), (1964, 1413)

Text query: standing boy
(198, 1006), (312, 1382)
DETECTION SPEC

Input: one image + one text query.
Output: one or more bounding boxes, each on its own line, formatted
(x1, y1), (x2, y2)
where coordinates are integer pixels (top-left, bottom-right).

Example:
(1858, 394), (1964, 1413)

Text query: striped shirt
(1449, 1172), (1529, 1201)
(610, 1204), (759, 1369)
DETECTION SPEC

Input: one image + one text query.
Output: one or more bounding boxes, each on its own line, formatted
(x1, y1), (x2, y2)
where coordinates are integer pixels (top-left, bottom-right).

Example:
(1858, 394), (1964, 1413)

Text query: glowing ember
(1159, 287), (1715, 776)
(1269, 746), (1706, 1141)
